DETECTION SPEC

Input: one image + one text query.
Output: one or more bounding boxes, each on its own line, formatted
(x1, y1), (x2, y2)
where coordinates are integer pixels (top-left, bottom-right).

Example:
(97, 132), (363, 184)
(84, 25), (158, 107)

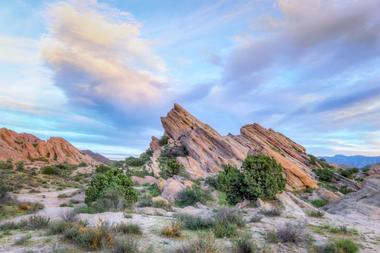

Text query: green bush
(113, 223), (142, 235)
(315, 168), (334, 182)
(175, 214), (214, 230)
(159, 157), (186, 179)
(27, 215), (50, 229)
(339, 168), (359, 179)
(176, 185), (211, 207)
(212, 221), (237, 238)
(95, 164), (112, 174)
(217, 165), (246, 205)
(41, 165), (61, 175)
(317, 239), (359, 253)
(311, 199), (328, 208)
(159, 135), (169, 146)
(173, 232), (219, 253)
(217, 155), (286, 205)
(0, 179), (9, 202)
(85, 168), (137, 207)
(15, 161), (24, 171)
(147, 184), (161, 197)
(232, 234), (257, 253)
(112, 238), (140, 253)
(125, 156), (146, 167)
(307, 210), (324, 218)
(0, 159), (13, 170)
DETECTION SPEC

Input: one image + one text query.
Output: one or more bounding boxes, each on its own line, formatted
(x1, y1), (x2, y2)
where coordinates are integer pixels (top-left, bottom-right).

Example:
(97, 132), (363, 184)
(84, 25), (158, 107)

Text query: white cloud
(42, 0), (168, 108)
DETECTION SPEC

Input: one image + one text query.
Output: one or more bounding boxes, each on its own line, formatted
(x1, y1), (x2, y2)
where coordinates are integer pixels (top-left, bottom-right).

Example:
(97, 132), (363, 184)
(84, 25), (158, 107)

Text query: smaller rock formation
(0, 128), (97, 165)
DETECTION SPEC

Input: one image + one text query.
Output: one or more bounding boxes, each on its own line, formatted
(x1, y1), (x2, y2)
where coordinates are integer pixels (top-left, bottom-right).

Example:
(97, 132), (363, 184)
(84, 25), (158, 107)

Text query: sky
(1, 0), (380, 159)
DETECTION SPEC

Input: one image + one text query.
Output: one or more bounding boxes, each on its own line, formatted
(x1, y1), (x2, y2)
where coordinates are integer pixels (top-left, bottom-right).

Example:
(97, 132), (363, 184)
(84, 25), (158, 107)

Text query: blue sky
(1, 0), (380, 159)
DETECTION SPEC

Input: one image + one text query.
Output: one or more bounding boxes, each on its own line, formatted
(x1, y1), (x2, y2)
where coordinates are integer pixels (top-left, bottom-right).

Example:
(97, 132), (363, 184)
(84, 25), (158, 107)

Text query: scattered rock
(132, 176), (158, 186)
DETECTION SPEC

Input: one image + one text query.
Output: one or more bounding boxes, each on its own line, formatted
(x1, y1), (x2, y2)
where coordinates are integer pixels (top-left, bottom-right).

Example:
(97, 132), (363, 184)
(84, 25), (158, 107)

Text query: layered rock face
(153, 104), (317, 190)
(0, 128), (97, 165)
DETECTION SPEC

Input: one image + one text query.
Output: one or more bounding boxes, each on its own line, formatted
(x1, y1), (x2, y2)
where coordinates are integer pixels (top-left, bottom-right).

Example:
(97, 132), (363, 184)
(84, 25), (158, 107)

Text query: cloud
(42, 0), (168, 111)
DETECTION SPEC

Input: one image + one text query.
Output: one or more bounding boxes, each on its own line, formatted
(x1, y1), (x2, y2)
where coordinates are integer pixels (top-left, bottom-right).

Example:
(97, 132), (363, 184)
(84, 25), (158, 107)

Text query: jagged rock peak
(0, 127), (97, 165)
(153, 104), (317, 190)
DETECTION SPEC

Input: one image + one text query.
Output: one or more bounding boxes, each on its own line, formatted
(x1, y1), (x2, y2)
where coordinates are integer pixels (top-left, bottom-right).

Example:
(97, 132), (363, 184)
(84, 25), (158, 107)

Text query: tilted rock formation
(0, 128), (97, 165)
(81, 150), (112, 164)
(150, 103), (317, 190)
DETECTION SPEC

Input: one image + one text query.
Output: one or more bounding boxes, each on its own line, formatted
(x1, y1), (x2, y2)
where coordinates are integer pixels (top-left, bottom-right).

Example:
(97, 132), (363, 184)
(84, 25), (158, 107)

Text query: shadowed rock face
(0, 128), (96, 165)
(157, 103), (317, 190)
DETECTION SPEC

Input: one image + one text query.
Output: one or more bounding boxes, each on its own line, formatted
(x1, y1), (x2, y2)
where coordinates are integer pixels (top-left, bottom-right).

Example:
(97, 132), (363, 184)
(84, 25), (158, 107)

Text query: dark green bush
(125, 156), (145, 167)
(159, 135), (169, 146)
(159, 157), (186, 179)
(217, 155), (286, 205)
(176, 185), (211, 207)
(41, 165), (61, 175)
(85, 168), (137, 207)
(175, 214), (214, 230)
(95, 164), (113, 174)
(315, 168), (334, 182)
(0, 159), (13, 170)
(41, 163), (74, 176)
(0, 179), (9, 202)
(16, 161), (24, 171)
(317, 239), (359, 253)
(212, 221), (237, 238)
(311, 198), (328, 208)
(147, 184), (161, 197)
(217, 165), (246, 205)
(339, 168), (359, 179)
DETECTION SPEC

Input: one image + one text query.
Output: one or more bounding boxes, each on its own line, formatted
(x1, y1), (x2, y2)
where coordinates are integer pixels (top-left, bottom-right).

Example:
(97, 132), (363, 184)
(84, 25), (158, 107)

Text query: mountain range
(322, 154), (380, 168)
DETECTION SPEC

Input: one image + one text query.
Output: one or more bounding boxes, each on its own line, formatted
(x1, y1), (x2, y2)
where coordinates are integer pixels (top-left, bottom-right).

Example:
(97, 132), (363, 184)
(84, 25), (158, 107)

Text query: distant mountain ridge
(81, 150), (112, 164)
(322, 154), (380, 168)
(0, 127), (97, 165)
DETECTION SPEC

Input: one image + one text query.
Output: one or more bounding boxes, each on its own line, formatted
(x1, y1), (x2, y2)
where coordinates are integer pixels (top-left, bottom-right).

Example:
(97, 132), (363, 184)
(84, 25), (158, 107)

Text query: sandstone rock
(157, 104), (317, 190)
(160, 177), (193, 201)
(131, 176), (158, 186)
(0, 128), (97, 165)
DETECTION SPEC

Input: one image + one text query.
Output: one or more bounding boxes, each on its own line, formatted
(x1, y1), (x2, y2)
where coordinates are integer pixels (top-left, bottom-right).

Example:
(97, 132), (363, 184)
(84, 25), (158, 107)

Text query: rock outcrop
(81, 150), (112, 164)
(0, 128), (97, 165)
(150, 103), (317, 190)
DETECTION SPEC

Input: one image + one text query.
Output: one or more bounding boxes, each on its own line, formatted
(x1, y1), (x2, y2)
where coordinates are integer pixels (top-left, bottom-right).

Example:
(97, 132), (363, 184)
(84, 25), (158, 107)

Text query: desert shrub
(316, 239), (359, 253)
(14, 234), (31, 245)
(78, 162), (87, 167)
(243, 155), (286, 200)
(112, 238), (140, 253)
(325, 225), (358, 235)
(0, 159), (13, 170)
(267, 223), (307, 244)
(41, 163), (74, 176)
(217, 155), (286, 205)
(27, 215), (50, 229)
(232, 234), (257, 253)
(249, 214), (263, 223)
(152, 199), (172, 211)
(176, 185), (211, 207)
(61, 210), (78, 222)
(212, 221), (238, 238)
(307, 210), (324, 218)
(91, 188), (132, 211)
(125, 156), (146, 167)
(137, 194), (153, 207)
(159, 135), (169, 146)
(15, 161), (24, 171)
(95, 164), (112, 174)
(49, 220), (71, 235)
(161, 223), (182, 237)
(0, 179), (9, 202)
(205, 175), (219, 189)
(41, 165), (60, 175)
(85, 168), (137, 207)
(159, 157), (186, 179)
(217, 164), (246, 205)
(260, 207), (283, 217)
(339, 186), (354, 194)
(173, 232), (219, 253)
(311, 199), (329, 208)
(175, 214), (214, 230)
(339, 168), (359, 179)
(214, 208), (245, 227)
(113, 223), (142, 235)
(147, 184), (161, 197)
(315, 168), (334, 182)
(63, 222), (113, 250)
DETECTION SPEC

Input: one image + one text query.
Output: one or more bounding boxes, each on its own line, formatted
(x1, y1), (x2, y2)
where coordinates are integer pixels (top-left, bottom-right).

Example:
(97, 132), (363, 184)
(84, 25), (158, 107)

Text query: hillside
(0, 128), (97, 165)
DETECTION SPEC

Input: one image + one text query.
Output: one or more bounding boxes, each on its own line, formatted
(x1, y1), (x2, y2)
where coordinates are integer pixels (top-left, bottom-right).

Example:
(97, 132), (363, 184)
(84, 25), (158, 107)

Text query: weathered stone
(0, 128), (96, 165)
(131, 176), (158, 186)
(158, 104), (317, 190)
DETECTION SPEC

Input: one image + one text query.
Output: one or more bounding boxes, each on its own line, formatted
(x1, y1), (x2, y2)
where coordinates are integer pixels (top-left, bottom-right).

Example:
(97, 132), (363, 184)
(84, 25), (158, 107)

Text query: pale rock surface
(156, 104), (317, 189)
(131, 175), (158, 186)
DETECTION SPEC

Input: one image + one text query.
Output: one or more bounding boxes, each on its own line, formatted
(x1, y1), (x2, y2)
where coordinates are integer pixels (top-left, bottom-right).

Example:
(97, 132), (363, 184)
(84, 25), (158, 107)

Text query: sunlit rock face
(0, 128), (96, 165)
(152, 103), (317, 190)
